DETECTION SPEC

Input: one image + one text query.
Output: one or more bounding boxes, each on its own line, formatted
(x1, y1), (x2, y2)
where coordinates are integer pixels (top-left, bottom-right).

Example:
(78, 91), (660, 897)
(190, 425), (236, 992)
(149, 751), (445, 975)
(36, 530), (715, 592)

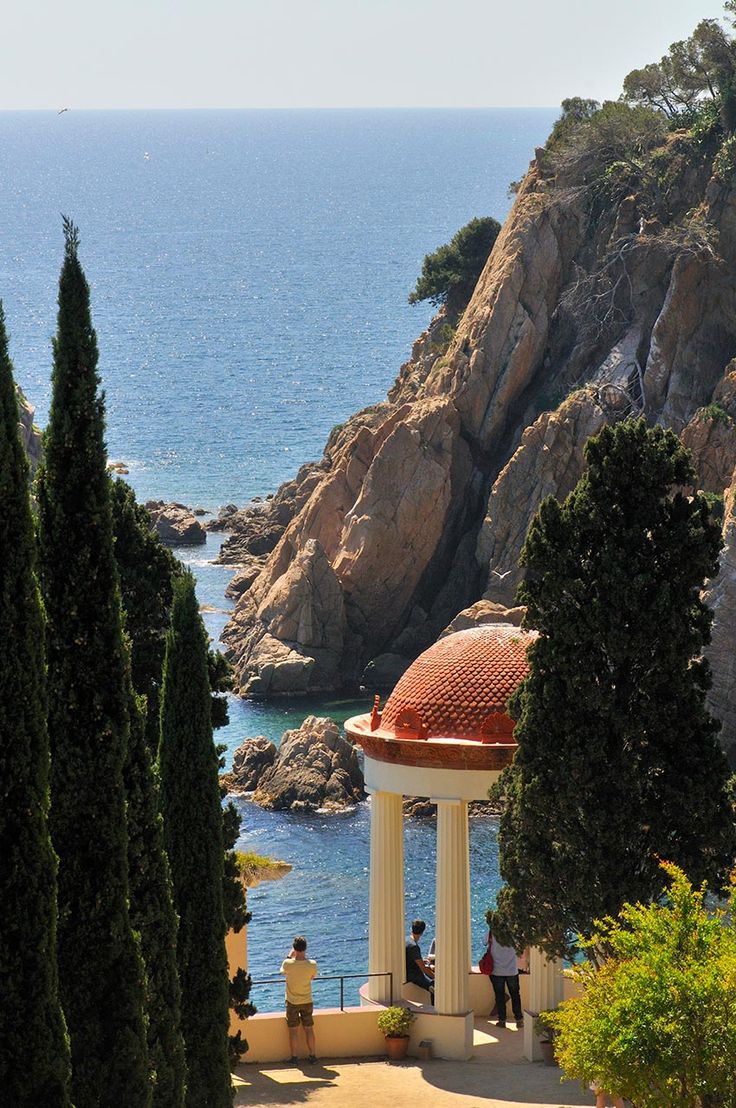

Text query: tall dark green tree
(159, 574), (232, 1107)
(111, 477), (183, 751)
(37, 220), (150, 1106)
(494, 420), (736, 960)
(125, 686), (187, 1107)
(0, 304), (71, 1106)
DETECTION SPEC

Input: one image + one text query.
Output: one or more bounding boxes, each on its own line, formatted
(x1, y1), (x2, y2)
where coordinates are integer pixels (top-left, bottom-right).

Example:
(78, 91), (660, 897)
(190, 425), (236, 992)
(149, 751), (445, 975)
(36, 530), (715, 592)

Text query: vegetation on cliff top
(493, 421), (736, 961)
(543, 3), (736, 200)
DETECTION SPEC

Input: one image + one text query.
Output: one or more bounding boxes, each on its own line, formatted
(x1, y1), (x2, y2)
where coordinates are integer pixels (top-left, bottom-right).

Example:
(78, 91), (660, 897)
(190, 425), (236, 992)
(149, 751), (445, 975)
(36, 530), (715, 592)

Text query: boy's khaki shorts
(286, 1001), (314, 1027)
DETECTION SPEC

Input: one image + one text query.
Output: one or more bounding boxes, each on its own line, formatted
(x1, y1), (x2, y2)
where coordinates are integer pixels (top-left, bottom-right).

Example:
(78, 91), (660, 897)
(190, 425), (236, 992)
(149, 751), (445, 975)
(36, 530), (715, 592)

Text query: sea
(0, 107), (557, 1007)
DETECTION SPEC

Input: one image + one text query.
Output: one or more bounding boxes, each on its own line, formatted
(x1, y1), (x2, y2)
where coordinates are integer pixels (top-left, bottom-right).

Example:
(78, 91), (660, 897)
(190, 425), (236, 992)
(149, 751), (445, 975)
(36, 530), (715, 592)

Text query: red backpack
(478, 932), (494, 975)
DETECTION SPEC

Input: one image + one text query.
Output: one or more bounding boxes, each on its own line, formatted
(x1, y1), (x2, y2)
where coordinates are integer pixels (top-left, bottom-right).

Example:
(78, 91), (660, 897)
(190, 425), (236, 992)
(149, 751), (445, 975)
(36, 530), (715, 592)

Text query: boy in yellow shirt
(280, 935), (318, 1063)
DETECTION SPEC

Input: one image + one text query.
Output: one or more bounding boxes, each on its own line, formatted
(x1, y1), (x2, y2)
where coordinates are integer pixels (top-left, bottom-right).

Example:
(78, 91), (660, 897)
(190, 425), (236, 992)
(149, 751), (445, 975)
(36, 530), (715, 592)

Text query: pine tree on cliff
(125, 686), (187, 1107)
(0, 303), (72, 1107)
(159, 573), (232, 1108)
(37, 220), (150, 1106)
(494, 419), (736, 961)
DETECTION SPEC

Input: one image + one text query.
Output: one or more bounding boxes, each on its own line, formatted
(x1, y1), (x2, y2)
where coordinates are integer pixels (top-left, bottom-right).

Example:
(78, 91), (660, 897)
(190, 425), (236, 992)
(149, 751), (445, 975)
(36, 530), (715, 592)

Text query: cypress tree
(125, 685), (186, 1107)
(0, 303), (71, 1106)
(111, 478), (183, 752)
(37, 220), (150, 1106)
(494, 419), (736, 960)
(159, 573), (232, 1108)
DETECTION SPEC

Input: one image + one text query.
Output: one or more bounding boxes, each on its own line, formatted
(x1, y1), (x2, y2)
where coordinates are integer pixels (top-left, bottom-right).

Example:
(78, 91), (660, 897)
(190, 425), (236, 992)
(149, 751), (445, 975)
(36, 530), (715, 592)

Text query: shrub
(714, 133), (736, 180)
(376, 1006), (416, 1038)
(549, 864), (736, 1108)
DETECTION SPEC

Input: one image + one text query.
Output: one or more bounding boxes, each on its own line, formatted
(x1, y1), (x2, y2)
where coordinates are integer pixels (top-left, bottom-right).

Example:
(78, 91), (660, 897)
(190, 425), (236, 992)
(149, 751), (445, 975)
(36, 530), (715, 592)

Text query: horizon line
(0, 104), (561, 113)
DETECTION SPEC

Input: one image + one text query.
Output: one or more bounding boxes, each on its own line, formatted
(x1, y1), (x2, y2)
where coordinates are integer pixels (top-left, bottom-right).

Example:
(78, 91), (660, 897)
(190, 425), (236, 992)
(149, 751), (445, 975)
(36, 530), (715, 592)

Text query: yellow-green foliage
(714, 134), (736, 181)
(550, 864), (736, 1108)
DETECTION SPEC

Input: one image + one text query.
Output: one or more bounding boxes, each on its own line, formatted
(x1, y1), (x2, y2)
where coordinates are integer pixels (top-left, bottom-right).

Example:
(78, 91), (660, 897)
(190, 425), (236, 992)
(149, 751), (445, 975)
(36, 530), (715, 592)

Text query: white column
(523, 945), (566, 1060)
(367, 789), (405, 1003)
(434, 798), (470, 1015)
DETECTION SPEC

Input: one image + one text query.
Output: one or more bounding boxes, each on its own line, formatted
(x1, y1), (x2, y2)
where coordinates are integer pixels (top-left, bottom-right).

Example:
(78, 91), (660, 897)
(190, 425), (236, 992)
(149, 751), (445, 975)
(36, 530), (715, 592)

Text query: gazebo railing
(249, 971), (393, 1011)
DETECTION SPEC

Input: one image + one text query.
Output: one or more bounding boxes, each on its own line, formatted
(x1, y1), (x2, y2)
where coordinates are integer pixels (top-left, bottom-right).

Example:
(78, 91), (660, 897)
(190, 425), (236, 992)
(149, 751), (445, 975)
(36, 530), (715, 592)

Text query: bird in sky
(490, 568), (512, 580)
(57, 107), (69, 115)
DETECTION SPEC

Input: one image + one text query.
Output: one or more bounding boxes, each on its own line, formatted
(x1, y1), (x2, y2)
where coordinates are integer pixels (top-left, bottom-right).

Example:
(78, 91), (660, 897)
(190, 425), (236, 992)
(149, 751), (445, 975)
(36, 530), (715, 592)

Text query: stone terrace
(233, 1017), (595, 1107)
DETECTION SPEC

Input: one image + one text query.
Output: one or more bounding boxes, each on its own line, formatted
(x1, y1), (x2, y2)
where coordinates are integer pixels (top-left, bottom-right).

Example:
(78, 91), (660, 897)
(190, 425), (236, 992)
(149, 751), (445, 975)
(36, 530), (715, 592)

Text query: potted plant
(534, 1011), (557, 1067)
(376, 1005), (416, 1061)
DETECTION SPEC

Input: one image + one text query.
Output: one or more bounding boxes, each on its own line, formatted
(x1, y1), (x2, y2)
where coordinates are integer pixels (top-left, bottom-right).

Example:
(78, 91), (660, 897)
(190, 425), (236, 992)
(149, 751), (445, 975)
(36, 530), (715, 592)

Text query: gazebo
(345, 623), (563, 1060)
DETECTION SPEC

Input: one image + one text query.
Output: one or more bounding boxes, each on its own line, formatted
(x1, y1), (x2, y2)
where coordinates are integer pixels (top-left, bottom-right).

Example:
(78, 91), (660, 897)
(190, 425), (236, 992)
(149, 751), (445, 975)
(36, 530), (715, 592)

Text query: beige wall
(243, 1006), (386, 1063)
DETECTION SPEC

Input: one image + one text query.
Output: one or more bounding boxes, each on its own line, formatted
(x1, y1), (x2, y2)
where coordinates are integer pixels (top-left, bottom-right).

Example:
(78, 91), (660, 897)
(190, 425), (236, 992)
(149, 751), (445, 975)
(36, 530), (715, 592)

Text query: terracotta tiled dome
(379, 624), (535, 742)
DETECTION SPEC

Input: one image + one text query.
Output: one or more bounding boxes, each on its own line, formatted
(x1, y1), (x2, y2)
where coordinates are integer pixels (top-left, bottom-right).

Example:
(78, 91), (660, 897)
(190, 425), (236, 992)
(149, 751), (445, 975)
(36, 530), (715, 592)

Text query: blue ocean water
(1, 108), (556, 1008)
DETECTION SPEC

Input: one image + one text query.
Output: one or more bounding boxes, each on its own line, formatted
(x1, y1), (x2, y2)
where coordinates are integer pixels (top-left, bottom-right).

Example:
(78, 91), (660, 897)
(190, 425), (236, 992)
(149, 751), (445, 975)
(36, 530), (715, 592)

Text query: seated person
(405, 919), (435, 999)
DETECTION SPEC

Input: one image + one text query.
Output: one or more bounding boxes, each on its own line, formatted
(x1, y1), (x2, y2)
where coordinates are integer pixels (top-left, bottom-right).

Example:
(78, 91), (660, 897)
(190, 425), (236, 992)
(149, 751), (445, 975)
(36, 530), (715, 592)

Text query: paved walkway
(234, 1018), (594, 1108)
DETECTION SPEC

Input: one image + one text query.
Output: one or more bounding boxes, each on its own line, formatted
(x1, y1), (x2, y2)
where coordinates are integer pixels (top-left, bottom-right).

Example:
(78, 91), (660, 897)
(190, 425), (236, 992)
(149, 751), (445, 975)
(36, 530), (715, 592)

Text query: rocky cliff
(221, 121), (736, 759)
(17, 386), (42, 476)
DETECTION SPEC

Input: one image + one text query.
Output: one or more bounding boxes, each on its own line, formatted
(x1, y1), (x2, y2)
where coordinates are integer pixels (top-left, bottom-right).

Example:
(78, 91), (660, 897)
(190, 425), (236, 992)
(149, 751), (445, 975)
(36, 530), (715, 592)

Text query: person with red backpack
(484, 911), (523, 1029)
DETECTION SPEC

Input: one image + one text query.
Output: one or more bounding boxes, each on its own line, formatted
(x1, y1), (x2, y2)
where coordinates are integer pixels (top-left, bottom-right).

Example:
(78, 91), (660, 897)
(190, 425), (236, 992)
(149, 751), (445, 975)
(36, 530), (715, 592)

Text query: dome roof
(379, 623), (535, 742)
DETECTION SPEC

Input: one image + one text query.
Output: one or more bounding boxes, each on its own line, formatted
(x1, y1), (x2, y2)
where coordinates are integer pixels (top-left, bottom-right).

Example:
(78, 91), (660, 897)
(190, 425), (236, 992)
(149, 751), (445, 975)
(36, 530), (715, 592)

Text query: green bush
(700, 400), (732, 424)
(376, 1006), (416, 1038)
(550, 864), (736, 1108)
(408, 216), (501, 314)
(713, 133), (736, 180)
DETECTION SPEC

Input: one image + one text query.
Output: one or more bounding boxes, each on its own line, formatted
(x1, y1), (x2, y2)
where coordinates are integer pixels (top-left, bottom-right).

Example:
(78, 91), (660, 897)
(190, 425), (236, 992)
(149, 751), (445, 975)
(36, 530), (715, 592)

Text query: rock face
(221, 736), (277, 793)
(250, 716), (365, 812)
(704, 469), (736, 769)
(145, 501), (207, 546)
(221, 140), (736, 716)
(16, 386), (42, 476)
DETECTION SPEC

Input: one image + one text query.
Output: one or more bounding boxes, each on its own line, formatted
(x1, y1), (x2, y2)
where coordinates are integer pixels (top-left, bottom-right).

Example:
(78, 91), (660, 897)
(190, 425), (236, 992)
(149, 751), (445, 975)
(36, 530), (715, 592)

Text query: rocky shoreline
(209, 152), (736, 766)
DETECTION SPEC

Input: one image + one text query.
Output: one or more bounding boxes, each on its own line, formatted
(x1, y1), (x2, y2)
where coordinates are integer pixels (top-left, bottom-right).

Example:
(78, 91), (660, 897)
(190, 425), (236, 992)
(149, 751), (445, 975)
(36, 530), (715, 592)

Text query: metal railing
(249, 971), (392, 1011)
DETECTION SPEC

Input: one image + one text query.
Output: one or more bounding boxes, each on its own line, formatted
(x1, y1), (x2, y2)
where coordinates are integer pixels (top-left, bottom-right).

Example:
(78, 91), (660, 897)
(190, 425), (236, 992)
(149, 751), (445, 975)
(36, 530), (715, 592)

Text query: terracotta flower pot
(385, 1034), (410, 1061)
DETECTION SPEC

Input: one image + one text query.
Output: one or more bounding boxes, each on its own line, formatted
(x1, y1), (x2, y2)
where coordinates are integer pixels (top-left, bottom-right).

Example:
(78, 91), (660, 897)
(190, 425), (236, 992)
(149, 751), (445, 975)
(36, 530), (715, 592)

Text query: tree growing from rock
(37, 220), (150, 1106)
(493, 420), (736, 960)
(408, 216), (501, 315)
(159, 573), (233, 1107)
(0, 303), (72, 1106)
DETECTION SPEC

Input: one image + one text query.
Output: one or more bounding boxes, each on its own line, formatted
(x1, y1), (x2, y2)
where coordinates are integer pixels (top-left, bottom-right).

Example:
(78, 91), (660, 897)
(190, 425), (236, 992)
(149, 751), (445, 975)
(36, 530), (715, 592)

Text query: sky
(0, 0), (728, 110)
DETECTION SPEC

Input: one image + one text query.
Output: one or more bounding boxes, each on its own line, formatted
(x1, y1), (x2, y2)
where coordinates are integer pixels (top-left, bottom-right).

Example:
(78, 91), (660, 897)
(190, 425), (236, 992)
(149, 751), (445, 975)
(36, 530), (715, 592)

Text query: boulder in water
(252, 715), (365, 812)
(222, 735), (278, 794)
(146, 500), (207, 546)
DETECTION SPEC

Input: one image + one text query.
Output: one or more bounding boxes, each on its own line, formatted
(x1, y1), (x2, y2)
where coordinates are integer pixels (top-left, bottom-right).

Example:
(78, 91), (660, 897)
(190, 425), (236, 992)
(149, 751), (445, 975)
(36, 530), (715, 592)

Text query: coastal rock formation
(221, 135), (736, 714)
(680, 405), (736, 494)
(16, 386), (42, 476)
(476, 387), (630, 606)
(238, 856), (292, 888)
(221, 736), (277, 793)
(251, 716), (365, 812)
(704, 469), (736, 769)
(440, 599), (525, 637)
(145, 501), (207, 546)
(228, 539), (346, 696)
